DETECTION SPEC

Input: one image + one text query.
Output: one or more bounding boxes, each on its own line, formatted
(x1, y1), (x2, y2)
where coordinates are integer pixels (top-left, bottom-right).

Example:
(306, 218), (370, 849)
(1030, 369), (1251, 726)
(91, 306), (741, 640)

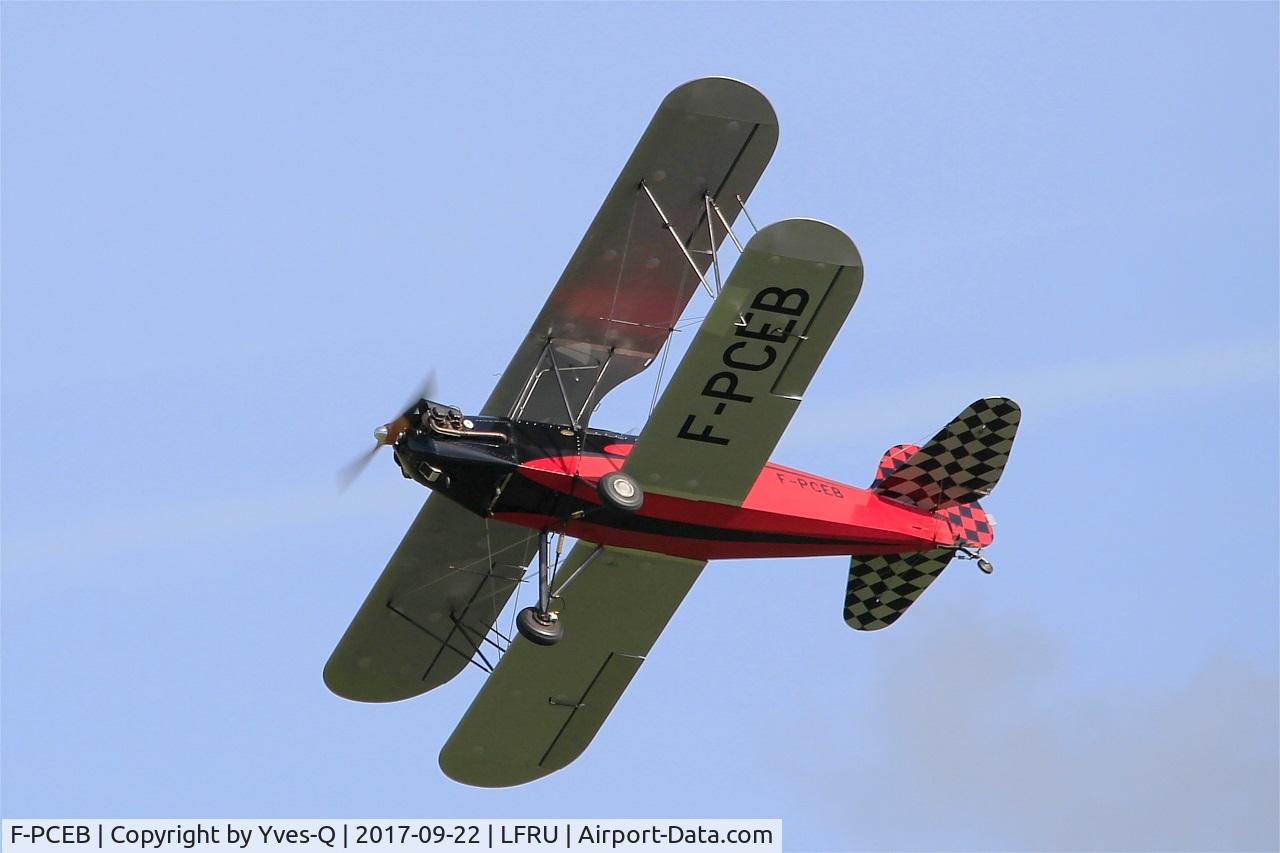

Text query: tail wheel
(597, 471), (644, 513)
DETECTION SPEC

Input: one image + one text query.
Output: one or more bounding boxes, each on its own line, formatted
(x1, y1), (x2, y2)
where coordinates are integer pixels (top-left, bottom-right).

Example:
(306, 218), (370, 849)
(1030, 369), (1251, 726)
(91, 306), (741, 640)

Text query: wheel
(977, 558), (994, 575)
(516, 606), (563, 646)
(597, 471), (644, 512)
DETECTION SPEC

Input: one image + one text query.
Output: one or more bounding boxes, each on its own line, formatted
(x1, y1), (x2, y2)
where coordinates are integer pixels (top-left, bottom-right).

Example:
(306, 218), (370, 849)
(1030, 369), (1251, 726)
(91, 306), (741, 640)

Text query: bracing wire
(648, 332), (674, 417)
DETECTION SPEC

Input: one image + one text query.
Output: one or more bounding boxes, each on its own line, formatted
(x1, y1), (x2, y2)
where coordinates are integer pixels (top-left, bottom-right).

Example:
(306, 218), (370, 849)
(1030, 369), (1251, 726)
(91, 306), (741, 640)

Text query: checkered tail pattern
(943, 501), (995, 548)
(870, 443), (920, 489)
(844, 548), (955, 631)
(873, 397), (1020, 512)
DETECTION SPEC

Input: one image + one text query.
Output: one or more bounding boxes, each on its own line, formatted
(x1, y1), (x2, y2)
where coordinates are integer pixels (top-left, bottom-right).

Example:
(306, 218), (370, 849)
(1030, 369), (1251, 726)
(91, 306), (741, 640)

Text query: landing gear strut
(516, 531), (563, 646)
(956, 544), (995, 575)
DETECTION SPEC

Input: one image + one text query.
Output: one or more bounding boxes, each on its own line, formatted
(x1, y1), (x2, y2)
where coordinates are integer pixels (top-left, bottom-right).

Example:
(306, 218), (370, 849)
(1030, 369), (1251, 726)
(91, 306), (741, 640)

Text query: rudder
(942, 502), (995, 549)
(870, 443), (920, 489)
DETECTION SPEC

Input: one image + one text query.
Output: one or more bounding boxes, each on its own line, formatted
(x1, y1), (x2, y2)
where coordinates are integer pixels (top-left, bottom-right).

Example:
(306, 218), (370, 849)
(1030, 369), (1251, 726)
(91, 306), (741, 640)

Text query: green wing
(433, 222), (861, 783)
(481, 77), (778, 427)
(622, 219), (864, 504)
(324, 495), (537, 702)
(328, 79), (777, 703)
(438, 543), (705, 787)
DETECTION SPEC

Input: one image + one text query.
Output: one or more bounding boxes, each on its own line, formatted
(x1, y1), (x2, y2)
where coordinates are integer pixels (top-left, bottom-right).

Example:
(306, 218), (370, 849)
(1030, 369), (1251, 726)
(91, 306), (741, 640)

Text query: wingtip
(437, 743), (558, 789)
(973, 396), (1022, 420)
(322, 650), (435, 704)
(745, 218), (863, 268)
(660, 77), (778, 126)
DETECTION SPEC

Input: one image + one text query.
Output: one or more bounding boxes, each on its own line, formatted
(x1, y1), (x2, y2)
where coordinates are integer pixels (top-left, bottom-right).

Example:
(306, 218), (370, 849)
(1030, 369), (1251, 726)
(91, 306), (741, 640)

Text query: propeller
(336, 371), (438, 492)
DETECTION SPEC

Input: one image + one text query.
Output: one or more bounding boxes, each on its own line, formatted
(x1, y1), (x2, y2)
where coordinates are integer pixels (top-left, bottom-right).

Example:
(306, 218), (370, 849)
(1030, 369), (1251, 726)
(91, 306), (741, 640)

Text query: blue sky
(3, 3), (1276, 850)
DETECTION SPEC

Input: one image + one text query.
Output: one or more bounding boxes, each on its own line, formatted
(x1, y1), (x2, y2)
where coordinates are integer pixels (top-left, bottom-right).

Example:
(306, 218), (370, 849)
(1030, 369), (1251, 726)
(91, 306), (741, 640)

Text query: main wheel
(597, 471), (644, 513)
(516, 606), (563, 646)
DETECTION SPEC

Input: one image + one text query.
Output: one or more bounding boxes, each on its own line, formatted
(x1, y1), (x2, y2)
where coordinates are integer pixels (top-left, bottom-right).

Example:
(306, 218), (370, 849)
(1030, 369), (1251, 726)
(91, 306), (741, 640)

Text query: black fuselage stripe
(508, 472), (900, 548)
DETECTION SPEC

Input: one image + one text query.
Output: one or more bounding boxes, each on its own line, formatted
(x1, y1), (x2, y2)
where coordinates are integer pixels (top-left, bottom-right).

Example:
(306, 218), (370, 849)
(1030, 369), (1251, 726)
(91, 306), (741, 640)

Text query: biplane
(325, 78), (1020, 787)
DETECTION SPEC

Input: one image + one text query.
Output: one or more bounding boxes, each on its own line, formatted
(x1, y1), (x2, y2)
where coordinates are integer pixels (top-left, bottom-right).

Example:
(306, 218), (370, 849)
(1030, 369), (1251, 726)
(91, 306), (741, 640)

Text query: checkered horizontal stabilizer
(873, 397), (1020, 512)
(844, 548), (954, 631)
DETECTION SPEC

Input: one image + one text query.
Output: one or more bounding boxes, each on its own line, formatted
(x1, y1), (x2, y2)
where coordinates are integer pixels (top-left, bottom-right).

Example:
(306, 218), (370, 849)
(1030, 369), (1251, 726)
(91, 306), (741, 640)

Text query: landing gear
(598, 471), (644, 513)
(956, 544), (994, 575)
(516, 531), (564, 646)
(516, 606), (563, 645)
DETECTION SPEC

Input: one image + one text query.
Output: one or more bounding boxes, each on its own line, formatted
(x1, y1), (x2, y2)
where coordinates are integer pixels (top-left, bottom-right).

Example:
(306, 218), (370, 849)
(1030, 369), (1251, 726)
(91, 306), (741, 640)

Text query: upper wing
(324, 494), (537, 702)
(438, 543), (705, 787)
(622, 219), (863, 504)
(481, 77), (778, 427)
(328, 80), (773, 704)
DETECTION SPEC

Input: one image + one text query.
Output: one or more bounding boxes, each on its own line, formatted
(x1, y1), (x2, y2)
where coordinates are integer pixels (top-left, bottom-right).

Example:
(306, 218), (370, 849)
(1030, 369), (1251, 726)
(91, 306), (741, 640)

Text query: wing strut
(639, 181), (759, 334)
(639, 181), (718, 299)
(709, 195), (745, 252)
(447, 616), (497, 672)
(578, 351), (614, 423)
(509, 340), (618, 425)
(480, 77), (778, 428)
(704, 194), (724, 294)
(550, 543), (604, 597)
(736, 193), (760, 233)
(385, 601), (493, 676)
(544, 345), (581, 431)
(380, 518), (541, 677)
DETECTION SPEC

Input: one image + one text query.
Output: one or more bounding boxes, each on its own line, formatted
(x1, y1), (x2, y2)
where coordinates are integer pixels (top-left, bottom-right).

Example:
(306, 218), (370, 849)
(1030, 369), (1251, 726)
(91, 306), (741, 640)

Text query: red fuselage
(396, 411), (966, 562)
(496, 441), (947, 561)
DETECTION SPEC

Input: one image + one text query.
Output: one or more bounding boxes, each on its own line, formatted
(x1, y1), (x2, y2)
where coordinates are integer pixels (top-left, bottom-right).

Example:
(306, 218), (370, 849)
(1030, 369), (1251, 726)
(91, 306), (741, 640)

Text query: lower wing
(438, 543), (705, 786)
(622, 218), (863, 504)
(324, 495), (537, 702)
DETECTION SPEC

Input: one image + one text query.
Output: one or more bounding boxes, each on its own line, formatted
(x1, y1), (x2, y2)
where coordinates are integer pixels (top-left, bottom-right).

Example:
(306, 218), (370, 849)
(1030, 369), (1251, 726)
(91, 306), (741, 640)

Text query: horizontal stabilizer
(844, 548), (954, 631)
(873, 397), (1020, 511)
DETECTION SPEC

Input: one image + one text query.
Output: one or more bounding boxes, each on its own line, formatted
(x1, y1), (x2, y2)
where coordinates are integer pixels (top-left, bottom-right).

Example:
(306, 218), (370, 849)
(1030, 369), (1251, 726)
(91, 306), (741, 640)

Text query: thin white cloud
(790, 338), (1278, 446)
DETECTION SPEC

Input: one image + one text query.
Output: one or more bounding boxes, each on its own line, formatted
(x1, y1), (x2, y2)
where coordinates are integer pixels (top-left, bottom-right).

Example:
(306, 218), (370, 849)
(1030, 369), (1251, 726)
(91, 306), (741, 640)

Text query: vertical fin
(870, 443), (921, 489)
